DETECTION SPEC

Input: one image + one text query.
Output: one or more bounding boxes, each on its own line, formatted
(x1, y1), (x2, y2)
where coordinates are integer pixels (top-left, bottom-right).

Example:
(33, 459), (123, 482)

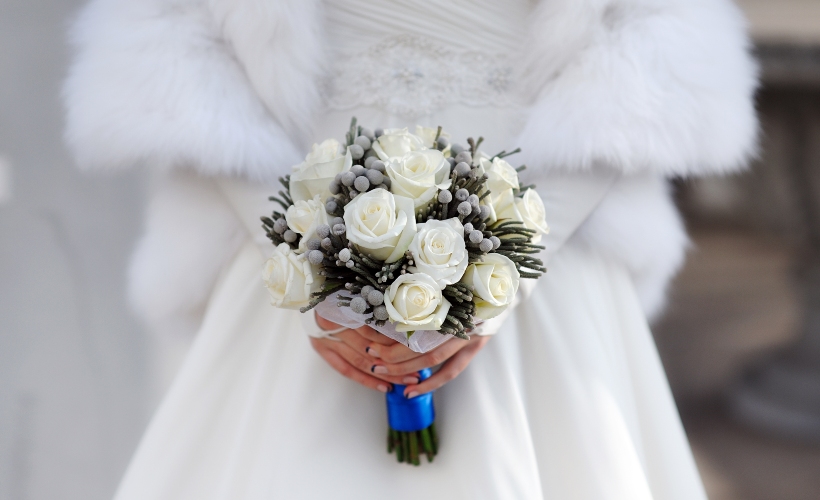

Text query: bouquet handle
(386, 368), (438, 465)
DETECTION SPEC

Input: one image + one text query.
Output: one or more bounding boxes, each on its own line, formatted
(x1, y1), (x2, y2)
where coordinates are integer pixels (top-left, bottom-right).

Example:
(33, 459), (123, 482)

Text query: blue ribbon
(385, 368), (435, 432)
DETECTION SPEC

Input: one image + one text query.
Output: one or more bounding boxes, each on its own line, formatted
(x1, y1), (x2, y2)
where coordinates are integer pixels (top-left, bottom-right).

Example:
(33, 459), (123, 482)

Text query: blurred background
(1, 1), (820, 499)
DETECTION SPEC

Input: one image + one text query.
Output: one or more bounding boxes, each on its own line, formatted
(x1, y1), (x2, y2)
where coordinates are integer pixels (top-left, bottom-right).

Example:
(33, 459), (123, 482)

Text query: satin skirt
(113, 237), (707, 500)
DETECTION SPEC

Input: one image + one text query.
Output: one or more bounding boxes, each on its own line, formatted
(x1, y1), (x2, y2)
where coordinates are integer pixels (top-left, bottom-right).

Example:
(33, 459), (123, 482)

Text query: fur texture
(64, 0), (304, 182)
(572, 174), (689, 320)
(64, 0), (757, 324)
(209, 0), (325, 149)
(128, 172), (245, 332)
(518, 0), (759, 176)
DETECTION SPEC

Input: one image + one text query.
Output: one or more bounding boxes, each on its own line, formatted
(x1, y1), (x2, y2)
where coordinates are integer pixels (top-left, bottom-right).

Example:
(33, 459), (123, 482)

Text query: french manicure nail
(366, 346), (380, 358)
(373, 365), (388, 375)
(406, 391), (419, 399)
(377, 384), (389, 393)
(403, 376), (419, 384)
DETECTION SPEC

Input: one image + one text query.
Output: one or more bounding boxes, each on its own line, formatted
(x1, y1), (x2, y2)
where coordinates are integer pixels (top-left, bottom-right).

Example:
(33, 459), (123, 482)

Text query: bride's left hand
(362, 330), (490, 398)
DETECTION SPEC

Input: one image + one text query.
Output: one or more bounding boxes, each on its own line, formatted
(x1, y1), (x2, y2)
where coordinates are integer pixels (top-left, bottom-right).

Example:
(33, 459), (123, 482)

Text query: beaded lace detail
(323, 35), (517, 118)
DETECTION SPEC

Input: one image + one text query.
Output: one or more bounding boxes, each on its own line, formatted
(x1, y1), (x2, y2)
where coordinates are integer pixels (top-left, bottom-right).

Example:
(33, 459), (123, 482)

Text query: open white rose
(514, 189), (550, 244)
(414, 125), (450, 150)
(371, 128), (425, 160)
(286, 195), (329, 252)
(386, 149), (452, 207)
(480, 157), (519, 194)
(262, 243), (322, 309)
(477, 158), (520, 224)
(384, 273), (452, 332)
(343, 188), (417, 263)
(289, 139), (352, 202)
(484, 187), (522, 225)
(408, 218), (468, 288)
(461, 253), (520, 320)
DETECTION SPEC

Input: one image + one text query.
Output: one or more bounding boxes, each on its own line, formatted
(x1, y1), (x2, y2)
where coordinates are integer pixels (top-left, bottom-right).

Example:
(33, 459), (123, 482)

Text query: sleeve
(473, 169), (620, 336)
(62, 0), (315, 181)
(300, 312), (345, 340)
(477, 0), (758, 334)
(127, 173), (246, 337)
(517, 0), (759, 178)
(62, 0), (322, 332)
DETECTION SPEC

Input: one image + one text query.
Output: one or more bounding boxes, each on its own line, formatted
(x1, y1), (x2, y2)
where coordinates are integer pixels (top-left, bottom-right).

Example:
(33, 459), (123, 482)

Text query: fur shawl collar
(64, 0), (758, 180)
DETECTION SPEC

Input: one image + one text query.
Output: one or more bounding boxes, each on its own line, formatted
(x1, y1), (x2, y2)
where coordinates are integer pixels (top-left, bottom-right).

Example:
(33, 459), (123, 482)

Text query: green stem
(388, 425), (439, 465)
(401, 431), (409, 463)
(409, 432), (419, 465)
(420, 428), (434, 462)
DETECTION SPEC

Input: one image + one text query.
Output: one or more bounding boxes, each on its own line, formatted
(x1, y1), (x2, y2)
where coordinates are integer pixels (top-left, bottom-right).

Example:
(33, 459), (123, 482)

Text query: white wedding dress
(113, 1), (707, 498)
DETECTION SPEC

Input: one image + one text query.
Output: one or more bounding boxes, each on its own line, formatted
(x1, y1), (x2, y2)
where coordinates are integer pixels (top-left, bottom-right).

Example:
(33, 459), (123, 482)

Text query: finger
(404, 336), (490, 396)
(335, 329), (405, 369)
(367, 339), (427, 364)
(315, 313), (343, 331)
(334, 331), (417, 383)
(327, 339), (417, 385)
(310, 339), (392, 393)
(371, 337), (469, 376)
(353, 325), (397, 346)
(333, 328), (371, 354)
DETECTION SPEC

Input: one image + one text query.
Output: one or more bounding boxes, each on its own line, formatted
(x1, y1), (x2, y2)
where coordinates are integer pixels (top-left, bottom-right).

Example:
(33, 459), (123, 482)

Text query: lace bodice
(321, 0), (531, 120)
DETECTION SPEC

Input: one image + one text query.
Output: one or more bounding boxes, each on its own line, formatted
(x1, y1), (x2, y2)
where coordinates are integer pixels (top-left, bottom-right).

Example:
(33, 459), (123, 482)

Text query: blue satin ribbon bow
(386, 368), (435, 432)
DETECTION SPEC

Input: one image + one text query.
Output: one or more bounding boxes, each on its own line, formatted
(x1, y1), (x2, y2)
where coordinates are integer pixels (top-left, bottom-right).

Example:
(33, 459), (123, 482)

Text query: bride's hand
(363, 332), (490, 399)
(309, 314), (422, 393)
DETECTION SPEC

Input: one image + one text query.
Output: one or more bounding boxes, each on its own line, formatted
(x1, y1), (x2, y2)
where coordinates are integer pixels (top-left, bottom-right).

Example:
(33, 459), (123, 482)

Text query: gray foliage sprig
(264, 117), (545, 342)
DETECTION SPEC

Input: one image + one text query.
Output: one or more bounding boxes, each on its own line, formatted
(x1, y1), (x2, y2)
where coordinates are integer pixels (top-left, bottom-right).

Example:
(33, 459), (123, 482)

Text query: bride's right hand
(309, 313), (421, 393)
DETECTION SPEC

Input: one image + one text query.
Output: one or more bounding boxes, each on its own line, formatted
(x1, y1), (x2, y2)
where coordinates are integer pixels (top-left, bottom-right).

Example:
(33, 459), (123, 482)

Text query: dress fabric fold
(113, 231), (705, 500)
(113, 0), (708, 498)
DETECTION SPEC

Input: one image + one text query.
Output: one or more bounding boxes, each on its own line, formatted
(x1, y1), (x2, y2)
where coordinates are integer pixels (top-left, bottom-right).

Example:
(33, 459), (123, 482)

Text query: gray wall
(0, 2), (150, 499)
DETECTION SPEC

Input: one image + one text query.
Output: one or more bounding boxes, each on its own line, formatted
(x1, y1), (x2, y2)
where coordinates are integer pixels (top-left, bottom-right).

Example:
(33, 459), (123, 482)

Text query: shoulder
(519, 0), (759, 176)
(63, 0), (315, 181)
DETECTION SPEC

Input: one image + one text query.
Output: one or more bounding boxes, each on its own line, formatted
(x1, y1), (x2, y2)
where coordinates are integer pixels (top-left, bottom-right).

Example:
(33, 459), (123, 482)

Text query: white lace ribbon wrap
(313, 294), (454, 353)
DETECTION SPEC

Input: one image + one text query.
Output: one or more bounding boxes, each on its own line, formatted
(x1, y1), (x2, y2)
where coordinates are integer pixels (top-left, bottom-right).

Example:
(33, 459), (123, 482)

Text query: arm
(332, 0), (759, 392)
(64, 0), (315, 334)
(313, 168), (620, 396)
(473, 168), (619, 336)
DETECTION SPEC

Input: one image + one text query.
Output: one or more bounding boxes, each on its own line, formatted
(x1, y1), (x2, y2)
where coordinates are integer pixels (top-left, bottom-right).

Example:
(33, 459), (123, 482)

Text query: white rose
(384, 273), (452, 332)
(479, 157), (519, 194)
(262, 243), (322, 309)
(476, 158), (520, 224)
(473, 151), (491, 164)
(305, 138), (342, 164)
(289, 139), (352, 202)
(408, 218), (468, 288)
(414, 125), (451, 149)
(386, 149), (452, 207)
(371, 128), (425, 160)
(343, 188), (417, 263)
(461, 253), (520, 320)
(286, 195), (329, 252)
(494, 188), (524, 223)
(484, 187), (522, 225)
(514, 189), (550, 244)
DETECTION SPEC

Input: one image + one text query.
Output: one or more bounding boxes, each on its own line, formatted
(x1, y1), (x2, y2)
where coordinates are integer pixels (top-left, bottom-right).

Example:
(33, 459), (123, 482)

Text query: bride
(64, 0), (757, 498)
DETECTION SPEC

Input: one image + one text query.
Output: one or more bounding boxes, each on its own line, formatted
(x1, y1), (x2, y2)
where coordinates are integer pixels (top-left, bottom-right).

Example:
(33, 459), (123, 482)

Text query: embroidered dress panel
(322, 0), (531, 118)
(324, 34), (517, 118)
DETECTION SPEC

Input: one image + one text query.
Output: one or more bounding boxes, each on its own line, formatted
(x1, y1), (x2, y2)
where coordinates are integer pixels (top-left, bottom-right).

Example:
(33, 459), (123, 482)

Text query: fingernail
(377, 384), (389, 393)
(366, 346), (380, 358)
(372, 365), (388, 375)
(403, 376), (419, 384)
(406, 391), (419, 399)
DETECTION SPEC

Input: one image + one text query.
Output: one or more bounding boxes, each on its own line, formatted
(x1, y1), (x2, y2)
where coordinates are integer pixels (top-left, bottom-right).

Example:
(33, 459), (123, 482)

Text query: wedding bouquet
(261, 118), (548, 465)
